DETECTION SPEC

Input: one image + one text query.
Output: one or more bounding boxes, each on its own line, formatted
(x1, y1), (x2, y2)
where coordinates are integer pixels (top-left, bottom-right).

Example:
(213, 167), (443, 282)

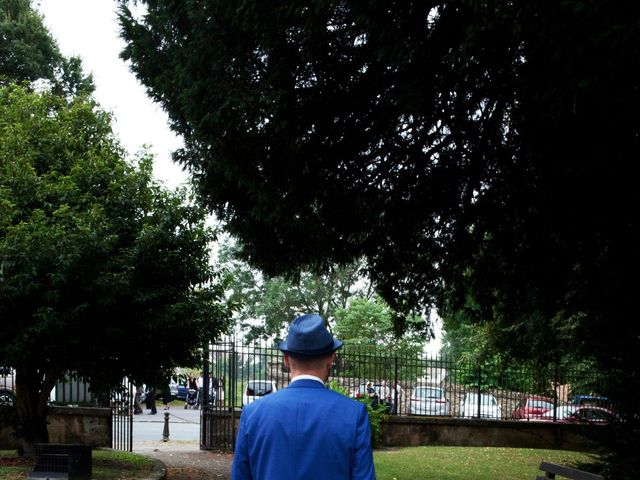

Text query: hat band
(283, 338), (342, 357)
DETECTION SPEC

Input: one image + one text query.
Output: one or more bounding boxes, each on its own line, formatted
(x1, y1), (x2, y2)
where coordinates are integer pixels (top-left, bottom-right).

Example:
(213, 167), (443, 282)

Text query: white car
(540, 404), (577, 421)
(409, 386), (450, 416)
(242, 380), (277, 406)
(461, 392), (501, 419)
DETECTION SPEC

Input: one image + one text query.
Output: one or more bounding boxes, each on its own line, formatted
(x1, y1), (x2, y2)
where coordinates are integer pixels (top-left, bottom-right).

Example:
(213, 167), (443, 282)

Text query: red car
(512, 395), (554, 420)
(561, 406), (617, 424)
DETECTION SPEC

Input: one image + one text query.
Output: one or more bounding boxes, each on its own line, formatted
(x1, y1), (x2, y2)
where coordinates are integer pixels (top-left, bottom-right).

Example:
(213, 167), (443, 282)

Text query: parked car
(0, 371), (15, 408)
(409, 386), (450, 416)
(512, 395), (554, 420)
(461, 392), (501, 419)
(242, 380), (277, 407)
(539, 404), (577, 421)
(176, 383), (189, 401)
(561, 405), (617, 424)
(569, 395), (610, 409)
(169, 380), (179, 399)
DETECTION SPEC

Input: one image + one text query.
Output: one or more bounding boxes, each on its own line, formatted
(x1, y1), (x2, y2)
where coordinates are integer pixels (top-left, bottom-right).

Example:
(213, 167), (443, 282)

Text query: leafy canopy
(1, 0), (93, 96)
(119, 3), (640, 474)
(118, 0), (639, 366)
(0, 82), (231, 397)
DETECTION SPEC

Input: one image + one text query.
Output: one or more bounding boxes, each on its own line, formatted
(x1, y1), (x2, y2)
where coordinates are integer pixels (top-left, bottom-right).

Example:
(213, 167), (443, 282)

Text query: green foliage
(0, 83), (232, 445)
(328, 379), (387, 448)
(219, 239), (372, 341)
(334, 296), (428, 352)
(119, 2), (640, 475)
(0, 0), (94, 95)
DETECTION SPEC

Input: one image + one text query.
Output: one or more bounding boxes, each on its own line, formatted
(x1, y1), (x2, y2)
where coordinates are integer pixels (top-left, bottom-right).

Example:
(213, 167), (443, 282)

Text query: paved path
(134, 439), (233, 480)
(133, 407), (232, 479)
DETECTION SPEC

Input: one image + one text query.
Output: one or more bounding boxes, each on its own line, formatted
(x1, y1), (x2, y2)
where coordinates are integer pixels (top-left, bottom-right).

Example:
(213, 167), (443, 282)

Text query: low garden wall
(0, 406), (111, 449)
(380, 416), (606, 452)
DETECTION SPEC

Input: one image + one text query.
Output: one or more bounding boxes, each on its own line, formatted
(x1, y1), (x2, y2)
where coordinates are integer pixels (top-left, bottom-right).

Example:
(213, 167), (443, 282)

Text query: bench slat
(539, 461), (604, 480)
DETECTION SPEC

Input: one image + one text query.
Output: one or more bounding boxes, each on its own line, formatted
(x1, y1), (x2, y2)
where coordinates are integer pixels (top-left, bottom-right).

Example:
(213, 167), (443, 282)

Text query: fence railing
(206, 342), (612, 422)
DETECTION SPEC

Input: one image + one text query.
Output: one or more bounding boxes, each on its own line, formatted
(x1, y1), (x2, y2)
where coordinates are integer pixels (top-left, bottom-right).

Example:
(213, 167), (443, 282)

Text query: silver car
(461, 392), (501, 419)
(409, 386), (449, 416)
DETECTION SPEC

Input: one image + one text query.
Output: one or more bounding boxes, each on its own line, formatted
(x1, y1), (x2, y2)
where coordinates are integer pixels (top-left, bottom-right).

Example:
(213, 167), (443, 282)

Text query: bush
(328, 380), (388, 447)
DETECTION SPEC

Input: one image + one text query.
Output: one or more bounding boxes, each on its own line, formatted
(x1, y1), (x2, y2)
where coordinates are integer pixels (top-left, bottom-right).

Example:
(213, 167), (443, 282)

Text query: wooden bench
(537, 461), (604, 480)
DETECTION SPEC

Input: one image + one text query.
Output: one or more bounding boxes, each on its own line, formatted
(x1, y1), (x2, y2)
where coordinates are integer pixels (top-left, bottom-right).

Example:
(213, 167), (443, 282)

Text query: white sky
(36, 0), (189, 190)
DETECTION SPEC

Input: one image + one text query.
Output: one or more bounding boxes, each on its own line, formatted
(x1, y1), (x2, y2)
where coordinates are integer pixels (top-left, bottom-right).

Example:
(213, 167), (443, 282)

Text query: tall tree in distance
(219, 239), (373, 342)
(334, 296), (428, 357)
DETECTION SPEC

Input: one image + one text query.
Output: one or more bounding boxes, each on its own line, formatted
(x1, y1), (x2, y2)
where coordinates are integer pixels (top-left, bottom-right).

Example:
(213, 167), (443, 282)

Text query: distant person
(134, 385), (144, 414)
(391, 381), (404, 415)
(366, 382), (379, 408)
(184, 375), (200, 409)
(231, 313), (375, 479)
(380, 380), (392, 408)
(146, 386), (157, 415)
(162, 382), (172, 410)
(217, 376), (225, 406)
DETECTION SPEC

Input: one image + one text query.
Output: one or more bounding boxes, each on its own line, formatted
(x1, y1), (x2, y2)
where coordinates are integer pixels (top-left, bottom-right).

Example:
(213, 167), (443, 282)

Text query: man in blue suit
(231, 314), (376, 480)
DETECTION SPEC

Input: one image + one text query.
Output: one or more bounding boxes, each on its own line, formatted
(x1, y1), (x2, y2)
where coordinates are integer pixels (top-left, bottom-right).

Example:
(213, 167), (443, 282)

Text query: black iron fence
(204, 342), (612, 421)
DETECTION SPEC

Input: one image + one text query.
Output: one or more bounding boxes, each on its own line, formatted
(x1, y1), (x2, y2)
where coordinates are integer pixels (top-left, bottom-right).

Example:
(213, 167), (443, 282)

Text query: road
(133, 407), (201, 442)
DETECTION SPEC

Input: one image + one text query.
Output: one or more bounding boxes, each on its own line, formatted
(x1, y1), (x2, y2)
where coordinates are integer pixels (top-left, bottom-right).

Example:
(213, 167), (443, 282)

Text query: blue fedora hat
(279, 314), (343, 357)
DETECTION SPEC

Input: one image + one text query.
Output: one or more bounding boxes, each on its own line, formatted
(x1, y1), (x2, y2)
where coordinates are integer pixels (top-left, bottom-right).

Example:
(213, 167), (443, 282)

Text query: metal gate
(110, 379), (133, 452)
(200, 340), (289, 451)
(200, 341), (239, 451)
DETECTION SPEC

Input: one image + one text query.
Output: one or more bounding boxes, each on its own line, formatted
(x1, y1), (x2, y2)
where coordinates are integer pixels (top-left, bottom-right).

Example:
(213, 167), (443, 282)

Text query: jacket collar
(286, 379), (326, 389)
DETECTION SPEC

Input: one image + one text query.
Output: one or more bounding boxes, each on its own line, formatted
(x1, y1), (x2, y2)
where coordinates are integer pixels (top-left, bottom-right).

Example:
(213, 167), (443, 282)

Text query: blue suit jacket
(231, 379), (376, 480)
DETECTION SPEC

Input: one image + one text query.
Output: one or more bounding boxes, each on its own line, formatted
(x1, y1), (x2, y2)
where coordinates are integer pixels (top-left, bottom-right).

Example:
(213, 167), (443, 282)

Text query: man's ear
(327, 352), (336, 368)
(283, 353), (291, 370)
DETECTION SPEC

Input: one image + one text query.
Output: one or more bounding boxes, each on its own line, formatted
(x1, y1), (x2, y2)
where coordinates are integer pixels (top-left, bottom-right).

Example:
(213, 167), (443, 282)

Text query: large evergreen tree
(119, 2), (639, 475)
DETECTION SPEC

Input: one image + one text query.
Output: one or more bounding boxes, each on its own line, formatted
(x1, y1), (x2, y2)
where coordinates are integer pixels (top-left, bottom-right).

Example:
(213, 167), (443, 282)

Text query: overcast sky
(36, 0), (189, 190)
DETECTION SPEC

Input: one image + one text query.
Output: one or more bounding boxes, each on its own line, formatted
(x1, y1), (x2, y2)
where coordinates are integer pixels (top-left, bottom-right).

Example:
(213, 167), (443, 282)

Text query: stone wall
(0, 406), (111, 449)
(380, 416), (606, 452)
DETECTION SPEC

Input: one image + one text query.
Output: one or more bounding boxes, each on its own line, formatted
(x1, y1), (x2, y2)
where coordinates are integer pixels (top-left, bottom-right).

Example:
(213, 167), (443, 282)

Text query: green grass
(2, 446), (601, 480)
(373, 446), (600, 480)
(0, 449), (155, 480)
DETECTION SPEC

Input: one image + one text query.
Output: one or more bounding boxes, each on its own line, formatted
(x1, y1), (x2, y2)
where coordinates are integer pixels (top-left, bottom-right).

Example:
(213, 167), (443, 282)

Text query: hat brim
(279, 339), (343, 357)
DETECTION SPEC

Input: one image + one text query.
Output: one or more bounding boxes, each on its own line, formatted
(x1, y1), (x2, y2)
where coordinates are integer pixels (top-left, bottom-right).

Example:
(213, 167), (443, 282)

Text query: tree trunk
(14, 366), (59, 457)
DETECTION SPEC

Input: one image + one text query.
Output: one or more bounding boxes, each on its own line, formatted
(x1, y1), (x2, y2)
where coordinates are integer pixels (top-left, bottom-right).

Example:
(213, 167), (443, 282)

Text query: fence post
(203, 341), (210, 407)
(393, 355), (399, 416)
(553, 360), (559, 422)
(477, 364), (482, 418)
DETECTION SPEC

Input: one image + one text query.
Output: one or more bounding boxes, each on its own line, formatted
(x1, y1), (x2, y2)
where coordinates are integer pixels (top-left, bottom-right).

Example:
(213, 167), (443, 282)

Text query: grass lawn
(0, 449), (155, 480)
(373, 446), (600, 480)
(1, 445), (600, 480)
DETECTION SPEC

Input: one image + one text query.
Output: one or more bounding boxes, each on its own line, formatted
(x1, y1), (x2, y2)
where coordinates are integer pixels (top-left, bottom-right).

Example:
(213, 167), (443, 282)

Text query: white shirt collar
(290, 374), (325, 385)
